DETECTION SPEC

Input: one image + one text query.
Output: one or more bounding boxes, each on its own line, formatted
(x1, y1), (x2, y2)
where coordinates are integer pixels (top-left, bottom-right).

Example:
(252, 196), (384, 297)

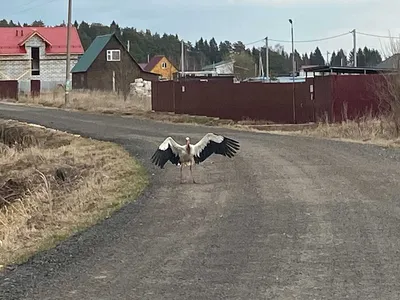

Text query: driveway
(1, 103), (400, 299)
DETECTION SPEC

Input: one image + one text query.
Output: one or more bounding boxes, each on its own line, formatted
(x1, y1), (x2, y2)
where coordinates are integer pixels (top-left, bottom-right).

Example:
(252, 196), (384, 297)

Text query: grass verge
(4, 89), (400, 148)
(4, 89), (313, 128)
(0, 119), (148, 269)
(283, 116), (400, 148)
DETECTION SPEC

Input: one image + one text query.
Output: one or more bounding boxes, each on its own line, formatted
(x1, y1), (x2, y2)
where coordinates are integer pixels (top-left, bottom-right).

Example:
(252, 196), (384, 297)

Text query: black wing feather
(151, 145), (180, 169)
(194, 135), (240, 164)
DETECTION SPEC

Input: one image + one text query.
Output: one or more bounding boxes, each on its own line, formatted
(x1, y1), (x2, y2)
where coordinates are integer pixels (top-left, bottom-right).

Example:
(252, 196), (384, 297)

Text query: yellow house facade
(143, 55), (177, 80)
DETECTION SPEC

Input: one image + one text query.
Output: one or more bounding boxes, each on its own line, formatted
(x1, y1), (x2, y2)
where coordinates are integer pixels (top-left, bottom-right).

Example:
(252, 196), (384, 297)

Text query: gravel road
(1, 103), (400, 300)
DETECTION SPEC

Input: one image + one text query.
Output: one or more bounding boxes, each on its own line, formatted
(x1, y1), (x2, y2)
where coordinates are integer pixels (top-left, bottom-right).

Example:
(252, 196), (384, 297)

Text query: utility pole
(289, 19), (296, 124)
(265, 37), (269, 81)
(64, 0), (72, 105)
(181, 40), (185, 78)
(258, 51), (264, 77)
(326, 51), (330, 66)
(127, 40), (130, 52)
(352, 29), (357, 67)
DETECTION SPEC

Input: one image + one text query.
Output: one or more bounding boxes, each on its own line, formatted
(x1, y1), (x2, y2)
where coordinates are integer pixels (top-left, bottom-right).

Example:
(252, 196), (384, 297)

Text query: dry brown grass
(7, 86), (400, 147)
(18, 86), (152, 112)
(0, 119), (148, 268)
(11, 88), (279, 127)
(298, 115), (400, 147)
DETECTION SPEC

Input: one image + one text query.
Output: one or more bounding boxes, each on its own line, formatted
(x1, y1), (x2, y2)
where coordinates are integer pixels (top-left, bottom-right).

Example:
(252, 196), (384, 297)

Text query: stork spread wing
(193, 133), (240, 164)
(151, 137), (181, 168)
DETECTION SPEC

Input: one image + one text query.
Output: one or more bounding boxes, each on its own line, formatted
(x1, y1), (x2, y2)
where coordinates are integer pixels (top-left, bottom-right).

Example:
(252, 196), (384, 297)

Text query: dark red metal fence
(330, 75), (382, 122)
(153, 80), (315, 123)
(152, 75), (385, 124)
(0, 80), (18, 100)
(151, 81), (175, 112)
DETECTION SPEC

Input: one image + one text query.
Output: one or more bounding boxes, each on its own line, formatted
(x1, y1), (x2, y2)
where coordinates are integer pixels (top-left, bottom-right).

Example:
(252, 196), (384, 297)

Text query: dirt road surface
(1, 103), (400, 300)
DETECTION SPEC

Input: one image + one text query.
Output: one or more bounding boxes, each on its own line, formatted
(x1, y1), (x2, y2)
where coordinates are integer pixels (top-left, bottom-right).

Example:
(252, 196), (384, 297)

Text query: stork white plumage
(151, 133), (240, 183)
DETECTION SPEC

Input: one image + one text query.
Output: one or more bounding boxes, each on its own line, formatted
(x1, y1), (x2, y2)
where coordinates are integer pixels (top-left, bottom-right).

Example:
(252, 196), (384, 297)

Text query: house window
(106, 49), (121, 62)
(161, 62), (167, 69)
(31, 47), (40, 76)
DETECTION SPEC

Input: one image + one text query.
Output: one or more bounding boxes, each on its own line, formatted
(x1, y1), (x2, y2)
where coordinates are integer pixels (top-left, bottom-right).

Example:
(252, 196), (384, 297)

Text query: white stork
(151, 133), (240, 183)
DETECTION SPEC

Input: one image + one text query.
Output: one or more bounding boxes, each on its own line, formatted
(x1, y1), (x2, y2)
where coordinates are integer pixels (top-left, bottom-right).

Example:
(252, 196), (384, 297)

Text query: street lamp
(289, 18), (296, 123)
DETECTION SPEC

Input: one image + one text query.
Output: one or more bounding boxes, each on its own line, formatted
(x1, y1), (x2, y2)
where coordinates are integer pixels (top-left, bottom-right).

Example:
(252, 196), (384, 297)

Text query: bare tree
(106, 50), (140, 101)
(374, 34), (400, 137)
(227, 51), (254, 81)
(115, 61), (140, 101)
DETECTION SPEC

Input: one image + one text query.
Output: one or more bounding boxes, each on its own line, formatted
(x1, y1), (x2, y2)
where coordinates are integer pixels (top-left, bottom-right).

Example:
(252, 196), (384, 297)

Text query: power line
(244, 38), (265, 46)
(7, 0), (62, 17)
(357, 31), (400, 39)
(270, 31), (352, 44)
(244, 31), (352, 47)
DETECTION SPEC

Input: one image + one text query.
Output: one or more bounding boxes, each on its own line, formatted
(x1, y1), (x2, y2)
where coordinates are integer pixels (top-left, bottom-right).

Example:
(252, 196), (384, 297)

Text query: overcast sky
(4, 0), (400, 59)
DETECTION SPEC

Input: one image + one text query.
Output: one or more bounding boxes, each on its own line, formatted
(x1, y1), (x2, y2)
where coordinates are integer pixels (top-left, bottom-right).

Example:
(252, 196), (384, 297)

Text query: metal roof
(71, 33), (159, 77)
(0, 26), (84, 55)
(302, 65), (397, 74)
(376, 54), (400, 69)
(202, 60), (234, 71)
(71, 34), (113, 73)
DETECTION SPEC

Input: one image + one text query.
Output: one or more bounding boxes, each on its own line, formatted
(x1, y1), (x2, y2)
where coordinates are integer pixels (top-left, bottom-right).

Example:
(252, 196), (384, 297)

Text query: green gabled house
(71, 33), (159, 91)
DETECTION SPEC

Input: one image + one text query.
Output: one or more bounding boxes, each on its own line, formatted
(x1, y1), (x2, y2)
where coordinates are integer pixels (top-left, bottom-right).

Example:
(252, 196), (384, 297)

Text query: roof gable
(71, 33), (160, 77)
(18, 30), (52, 46)
(0, 26), (84, 55)
(144, 55), (165, 72)
(71, 34), (113, 73)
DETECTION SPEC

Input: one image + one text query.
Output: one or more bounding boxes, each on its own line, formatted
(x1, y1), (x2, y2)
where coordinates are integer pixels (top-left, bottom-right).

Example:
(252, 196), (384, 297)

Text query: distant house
(376, 54), (400, 70)
(0, 26), (84, 94)
(202, 60), (235, 75)
(71, 33), (160, 93)
(142, 55), (178, 80)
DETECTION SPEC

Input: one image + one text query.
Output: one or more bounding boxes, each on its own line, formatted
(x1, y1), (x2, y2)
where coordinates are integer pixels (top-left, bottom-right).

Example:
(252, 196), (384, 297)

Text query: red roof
(0, 26), (84, 55)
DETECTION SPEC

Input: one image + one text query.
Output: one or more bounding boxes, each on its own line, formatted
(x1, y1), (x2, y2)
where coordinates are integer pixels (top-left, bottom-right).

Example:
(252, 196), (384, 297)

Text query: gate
(31, 80), (41, 97)
(0, 80), (18, 100)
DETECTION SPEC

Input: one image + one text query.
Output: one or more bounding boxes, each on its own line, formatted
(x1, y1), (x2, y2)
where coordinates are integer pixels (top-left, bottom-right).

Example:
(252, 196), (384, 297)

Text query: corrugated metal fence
(152, 75), (385, 124)
(0, 80), (18, 100)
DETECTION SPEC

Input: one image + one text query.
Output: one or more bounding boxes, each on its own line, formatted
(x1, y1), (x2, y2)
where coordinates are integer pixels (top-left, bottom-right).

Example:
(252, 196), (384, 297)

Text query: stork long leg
(180, 164), (183, 184)
(190, 164), (196, 184)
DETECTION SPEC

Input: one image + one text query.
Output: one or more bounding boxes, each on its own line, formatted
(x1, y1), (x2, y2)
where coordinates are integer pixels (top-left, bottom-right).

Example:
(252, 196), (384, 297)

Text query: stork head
(185, 137), (190, 145)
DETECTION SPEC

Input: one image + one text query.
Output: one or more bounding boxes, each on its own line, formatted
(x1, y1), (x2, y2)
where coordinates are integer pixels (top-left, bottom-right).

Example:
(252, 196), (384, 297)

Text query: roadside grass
(5, 89), (313, 128)
(282, 115), (400, 148)
(0, 119), (148, 268)
(5, 89), (400, 147)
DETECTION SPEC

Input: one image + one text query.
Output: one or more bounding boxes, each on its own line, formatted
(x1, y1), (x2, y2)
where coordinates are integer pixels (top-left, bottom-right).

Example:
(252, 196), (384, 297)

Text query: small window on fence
(106, 49), (121, 62)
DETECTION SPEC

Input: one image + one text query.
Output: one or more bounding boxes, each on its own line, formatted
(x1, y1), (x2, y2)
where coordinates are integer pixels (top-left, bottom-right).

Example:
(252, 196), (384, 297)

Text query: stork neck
(186, 143), (190, 153)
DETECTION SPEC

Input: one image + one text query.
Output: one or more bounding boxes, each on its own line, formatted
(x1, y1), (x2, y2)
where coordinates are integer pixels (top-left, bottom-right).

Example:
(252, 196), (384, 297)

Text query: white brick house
(0, 26), (84, 93)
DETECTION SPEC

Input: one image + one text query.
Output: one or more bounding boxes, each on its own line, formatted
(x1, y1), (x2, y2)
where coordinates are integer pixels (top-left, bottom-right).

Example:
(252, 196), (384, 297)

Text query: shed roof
(376, 54), (400, 69)
(302, 65), (397, 74)
(202, 60), (234, 71)
(71, 34), (113, 73)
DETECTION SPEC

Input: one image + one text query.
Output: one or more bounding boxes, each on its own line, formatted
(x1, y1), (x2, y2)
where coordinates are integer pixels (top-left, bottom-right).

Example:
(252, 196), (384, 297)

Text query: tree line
(0, 19), (384, 77)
